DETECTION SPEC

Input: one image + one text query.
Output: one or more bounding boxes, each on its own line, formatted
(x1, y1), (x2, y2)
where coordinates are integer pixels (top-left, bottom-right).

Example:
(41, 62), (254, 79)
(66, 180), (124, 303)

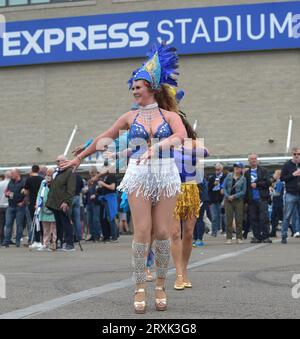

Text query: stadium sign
(0, 1), (299, 67)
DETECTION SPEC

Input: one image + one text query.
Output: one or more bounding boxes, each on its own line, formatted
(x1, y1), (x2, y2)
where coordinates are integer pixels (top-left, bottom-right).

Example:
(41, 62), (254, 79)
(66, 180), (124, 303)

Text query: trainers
(195, 240), (205, 247)
(237, 239), (243, 245)
(281, 238), (287, 244)
(86, 236), (96, 242)
(62, 245), (75, 252)
(226, 239), (232, 245)
(37, 245), (48, 251)
(251, 238), (262, 244)
(294, 232), (300, 238)
(29, 242), (42, 249)
(262, 238), (272, 244)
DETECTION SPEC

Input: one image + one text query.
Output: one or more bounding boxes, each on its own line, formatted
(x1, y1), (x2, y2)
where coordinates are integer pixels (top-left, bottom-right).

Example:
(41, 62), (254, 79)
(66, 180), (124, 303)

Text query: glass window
(0, 0), (6, 7)
(51, 0), (73, 2)
(9, 0), (28, 5)
(30, 0), (51, 3)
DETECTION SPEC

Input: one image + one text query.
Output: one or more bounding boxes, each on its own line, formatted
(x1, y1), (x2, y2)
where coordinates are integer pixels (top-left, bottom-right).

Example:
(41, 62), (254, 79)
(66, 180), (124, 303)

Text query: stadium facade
(0, 0), (299, 168)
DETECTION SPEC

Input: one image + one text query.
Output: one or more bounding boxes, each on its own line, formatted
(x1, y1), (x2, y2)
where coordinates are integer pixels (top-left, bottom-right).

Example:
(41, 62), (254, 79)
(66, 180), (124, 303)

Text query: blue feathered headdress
(128, 43), (179, 90)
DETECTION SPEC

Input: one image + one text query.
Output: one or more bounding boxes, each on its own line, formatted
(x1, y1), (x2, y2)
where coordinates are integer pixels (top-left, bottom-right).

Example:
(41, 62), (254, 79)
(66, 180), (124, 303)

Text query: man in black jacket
(208, 163), (226, 237)
(280, 147), (300, 244)
(24, 165), (43, 247)
(244, 154), (272, 244)
(3, 169), (26, 248)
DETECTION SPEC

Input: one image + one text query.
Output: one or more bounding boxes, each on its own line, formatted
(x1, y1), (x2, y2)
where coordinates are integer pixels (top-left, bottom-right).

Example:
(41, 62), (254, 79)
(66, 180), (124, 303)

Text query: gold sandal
(184, 280), (193, 288)
(174, 275), (185, 290)
(155, 286), (167, 311)
(134, 288), (146, 314)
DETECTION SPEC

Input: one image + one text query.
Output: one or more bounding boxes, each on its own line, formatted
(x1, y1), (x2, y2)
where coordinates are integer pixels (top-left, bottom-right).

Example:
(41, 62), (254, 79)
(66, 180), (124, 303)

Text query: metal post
(286, 116), (293, 154)
(193, 120), (198, 132)
(64, 125), (78, 157)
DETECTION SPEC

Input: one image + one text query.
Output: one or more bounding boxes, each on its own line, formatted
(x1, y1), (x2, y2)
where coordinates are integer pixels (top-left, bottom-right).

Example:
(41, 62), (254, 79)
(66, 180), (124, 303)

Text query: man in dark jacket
(208, 163), (226, 237)
(244, 153), (272, 244)
(47, 155), (76, 251)
(3, 169), (26, 248)
(280, 147), (300, 244)
(194, 178), (210, 246)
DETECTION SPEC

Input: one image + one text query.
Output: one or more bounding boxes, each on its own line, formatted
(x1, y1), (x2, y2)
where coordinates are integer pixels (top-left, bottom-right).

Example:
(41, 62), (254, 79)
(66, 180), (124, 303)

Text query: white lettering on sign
(2, 21), (150, 56)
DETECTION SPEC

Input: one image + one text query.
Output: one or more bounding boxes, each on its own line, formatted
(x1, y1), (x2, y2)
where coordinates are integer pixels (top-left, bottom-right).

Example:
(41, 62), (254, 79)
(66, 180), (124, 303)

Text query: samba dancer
(61, 43), (187, 314)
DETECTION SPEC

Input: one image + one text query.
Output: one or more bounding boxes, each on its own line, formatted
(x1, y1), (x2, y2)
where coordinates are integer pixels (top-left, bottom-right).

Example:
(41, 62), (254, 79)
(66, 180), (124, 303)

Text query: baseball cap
(233, 162), (244, 169)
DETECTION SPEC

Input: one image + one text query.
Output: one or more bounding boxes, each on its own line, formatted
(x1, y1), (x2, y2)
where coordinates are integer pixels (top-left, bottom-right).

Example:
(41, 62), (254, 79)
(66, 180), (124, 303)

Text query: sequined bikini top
(128, 110), (172, 141)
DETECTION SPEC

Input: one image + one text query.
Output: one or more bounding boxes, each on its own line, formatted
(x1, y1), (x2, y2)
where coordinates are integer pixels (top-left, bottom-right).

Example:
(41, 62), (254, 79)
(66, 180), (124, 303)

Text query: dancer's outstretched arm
(61, 112), (130, 171)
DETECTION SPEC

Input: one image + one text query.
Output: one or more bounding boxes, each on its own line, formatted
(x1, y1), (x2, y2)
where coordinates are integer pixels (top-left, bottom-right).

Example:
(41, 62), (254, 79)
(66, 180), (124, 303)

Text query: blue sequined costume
(128, 109), (173, 159)
(118, 107), (181, 204)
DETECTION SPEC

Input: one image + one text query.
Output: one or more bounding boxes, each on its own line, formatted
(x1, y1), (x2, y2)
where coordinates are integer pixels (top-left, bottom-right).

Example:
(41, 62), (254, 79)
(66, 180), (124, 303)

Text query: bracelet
(83, 139), (93, 150)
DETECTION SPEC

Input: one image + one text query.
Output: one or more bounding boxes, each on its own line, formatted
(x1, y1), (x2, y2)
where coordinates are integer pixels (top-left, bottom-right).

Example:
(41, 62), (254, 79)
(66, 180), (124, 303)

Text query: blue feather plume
(128, 42), (179, 89)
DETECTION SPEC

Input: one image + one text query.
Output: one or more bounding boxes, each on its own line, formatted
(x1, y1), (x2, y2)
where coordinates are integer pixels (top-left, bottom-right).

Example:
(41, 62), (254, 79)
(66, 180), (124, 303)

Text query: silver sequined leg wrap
(132, 242), (149, 284)
(155, 239), (171, 280)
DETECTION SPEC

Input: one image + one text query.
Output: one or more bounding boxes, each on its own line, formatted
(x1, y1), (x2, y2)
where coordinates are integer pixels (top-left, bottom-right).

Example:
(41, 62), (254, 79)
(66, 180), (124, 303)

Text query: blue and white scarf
(34, 180), (48, 231)
(52, 168), (63, 180)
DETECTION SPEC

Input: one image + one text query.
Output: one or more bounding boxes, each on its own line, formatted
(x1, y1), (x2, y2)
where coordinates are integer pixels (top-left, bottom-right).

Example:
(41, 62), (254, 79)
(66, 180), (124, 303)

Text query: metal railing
(0, 155), (292, 173)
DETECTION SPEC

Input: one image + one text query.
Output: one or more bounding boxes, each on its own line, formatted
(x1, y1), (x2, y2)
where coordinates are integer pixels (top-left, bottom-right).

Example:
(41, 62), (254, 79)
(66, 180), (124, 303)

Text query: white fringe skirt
(118, 158), (181, 204)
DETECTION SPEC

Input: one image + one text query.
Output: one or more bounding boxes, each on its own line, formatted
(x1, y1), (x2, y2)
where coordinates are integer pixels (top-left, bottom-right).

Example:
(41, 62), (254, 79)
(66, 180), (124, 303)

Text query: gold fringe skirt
(174, 182), (200, 221)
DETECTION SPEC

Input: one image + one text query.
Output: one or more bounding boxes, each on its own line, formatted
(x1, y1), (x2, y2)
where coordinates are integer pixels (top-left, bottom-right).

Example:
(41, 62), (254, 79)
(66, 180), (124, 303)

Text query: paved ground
(0, 234), (300, 319)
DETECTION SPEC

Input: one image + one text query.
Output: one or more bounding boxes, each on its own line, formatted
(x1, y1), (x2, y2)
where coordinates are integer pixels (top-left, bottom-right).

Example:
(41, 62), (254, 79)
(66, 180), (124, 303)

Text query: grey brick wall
(0, 0), (299, 166)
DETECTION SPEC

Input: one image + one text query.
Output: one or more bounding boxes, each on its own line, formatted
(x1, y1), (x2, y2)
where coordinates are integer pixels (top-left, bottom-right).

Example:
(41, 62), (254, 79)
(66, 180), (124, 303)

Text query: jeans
(26, 205), (38, 244)
(87, 204), (101, 240)
(71, 196), (82, 241)
(0, 208), (7, 244)
(271, 200), (283, 235)
(53, 210), (74, 247)
(249, 200), (270, 241)
(100, 200), (118, 241)
(281, 193), (300, 239)
(4, 206), (26, 246)
(292, 210), (300, 234)
(210, 203), (222, 235)
(194, 202), (209, 241)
